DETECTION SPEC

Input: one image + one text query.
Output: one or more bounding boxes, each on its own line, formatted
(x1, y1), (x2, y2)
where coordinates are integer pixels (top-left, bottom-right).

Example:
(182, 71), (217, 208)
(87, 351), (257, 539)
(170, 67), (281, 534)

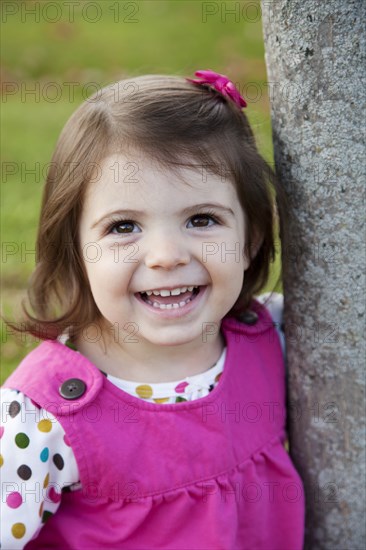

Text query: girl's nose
(144, 233), (190, 270)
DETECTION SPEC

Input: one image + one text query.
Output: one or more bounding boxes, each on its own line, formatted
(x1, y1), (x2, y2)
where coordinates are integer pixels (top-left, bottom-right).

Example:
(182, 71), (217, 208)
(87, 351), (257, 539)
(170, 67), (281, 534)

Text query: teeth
(142, 286), (197, 297)
(159, 289), (172, 297)
(171, 287), (185, 296)
(151, 298), (193, 309)
(138, 285), (203, 310)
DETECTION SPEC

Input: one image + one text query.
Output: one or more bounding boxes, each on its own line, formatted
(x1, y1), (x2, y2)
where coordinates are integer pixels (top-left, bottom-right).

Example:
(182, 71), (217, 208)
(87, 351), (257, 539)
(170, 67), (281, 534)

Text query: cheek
(83, 247), (135, 295)
(203, 241), (247, 271)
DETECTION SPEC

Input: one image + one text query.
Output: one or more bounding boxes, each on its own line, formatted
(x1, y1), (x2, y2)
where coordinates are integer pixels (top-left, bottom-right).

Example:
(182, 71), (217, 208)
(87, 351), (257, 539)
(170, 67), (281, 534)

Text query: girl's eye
(109, 221), (139, 234)
(187, 214), (218, 228)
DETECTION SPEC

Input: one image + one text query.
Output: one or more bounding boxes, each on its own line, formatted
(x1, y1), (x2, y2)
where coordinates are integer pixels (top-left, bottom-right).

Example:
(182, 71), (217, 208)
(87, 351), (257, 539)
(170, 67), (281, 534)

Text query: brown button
(237, 310), (258, 325)
(59, 378), (86, 400)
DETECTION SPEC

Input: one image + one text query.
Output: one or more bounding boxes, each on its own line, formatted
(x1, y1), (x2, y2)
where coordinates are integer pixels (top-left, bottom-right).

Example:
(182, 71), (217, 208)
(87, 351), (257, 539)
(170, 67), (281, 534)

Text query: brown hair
(6, 74), (286, 341)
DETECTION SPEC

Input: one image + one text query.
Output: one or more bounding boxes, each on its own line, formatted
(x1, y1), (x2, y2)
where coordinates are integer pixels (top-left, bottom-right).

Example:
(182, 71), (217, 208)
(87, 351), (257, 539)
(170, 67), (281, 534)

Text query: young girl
(1, 70), (305, 549)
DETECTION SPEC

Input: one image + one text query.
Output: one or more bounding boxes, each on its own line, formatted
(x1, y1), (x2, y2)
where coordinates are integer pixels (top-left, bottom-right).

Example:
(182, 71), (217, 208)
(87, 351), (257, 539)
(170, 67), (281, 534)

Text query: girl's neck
(74, 329), (225, 384)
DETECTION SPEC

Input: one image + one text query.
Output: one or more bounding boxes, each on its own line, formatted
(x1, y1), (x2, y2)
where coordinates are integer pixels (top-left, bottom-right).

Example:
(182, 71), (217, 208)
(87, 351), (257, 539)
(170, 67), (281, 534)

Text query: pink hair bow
(186, 69), (247, 109)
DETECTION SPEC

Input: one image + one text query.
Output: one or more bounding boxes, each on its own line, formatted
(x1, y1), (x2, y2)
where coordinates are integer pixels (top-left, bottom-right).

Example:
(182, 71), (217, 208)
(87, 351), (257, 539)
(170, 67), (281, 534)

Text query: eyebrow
(91, 203), (235, 229)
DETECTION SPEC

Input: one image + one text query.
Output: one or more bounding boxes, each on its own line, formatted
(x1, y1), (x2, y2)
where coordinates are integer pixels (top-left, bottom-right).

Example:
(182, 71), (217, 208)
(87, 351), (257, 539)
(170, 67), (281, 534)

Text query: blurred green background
(1, 0), (279, 383)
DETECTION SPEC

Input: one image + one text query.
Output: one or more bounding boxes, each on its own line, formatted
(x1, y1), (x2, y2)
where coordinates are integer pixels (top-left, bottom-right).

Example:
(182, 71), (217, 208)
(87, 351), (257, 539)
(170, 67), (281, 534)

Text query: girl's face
(78, 153), (249, 351)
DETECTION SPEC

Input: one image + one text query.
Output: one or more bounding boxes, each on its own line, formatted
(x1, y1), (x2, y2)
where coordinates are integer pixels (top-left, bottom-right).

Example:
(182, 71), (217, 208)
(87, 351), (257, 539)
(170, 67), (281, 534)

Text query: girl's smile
(76, 152), (249, 382)
(134, 284), (207, 319)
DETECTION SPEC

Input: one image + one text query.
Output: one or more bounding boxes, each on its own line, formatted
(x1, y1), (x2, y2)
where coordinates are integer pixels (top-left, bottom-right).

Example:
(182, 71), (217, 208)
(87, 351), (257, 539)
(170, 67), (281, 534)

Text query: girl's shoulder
(3, 339), (104, 416)
(256, 292), (285, 356)
(256, 292), (284, 327)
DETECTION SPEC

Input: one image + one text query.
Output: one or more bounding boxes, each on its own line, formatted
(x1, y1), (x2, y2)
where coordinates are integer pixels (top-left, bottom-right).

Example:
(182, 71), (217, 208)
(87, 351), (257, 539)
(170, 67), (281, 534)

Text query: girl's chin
(133, 326), (199, 347)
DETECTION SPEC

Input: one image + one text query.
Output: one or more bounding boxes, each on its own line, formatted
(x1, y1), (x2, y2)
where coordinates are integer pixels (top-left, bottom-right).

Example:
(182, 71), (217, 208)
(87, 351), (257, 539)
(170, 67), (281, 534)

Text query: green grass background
(1, 0), (279, 384)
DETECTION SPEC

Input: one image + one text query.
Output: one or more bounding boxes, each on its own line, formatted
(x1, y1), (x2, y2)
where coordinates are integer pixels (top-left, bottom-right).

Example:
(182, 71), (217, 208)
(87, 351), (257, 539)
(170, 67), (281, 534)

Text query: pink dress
(3, 301), (305, 549)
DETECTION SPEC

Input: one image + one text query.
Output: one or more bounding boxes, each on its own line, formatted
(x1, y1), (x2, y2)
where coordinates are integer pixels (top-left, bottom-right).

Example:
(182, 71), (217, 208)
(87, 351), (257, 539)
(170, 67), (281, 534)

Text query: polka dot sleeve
(0, 388), (80, 549)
